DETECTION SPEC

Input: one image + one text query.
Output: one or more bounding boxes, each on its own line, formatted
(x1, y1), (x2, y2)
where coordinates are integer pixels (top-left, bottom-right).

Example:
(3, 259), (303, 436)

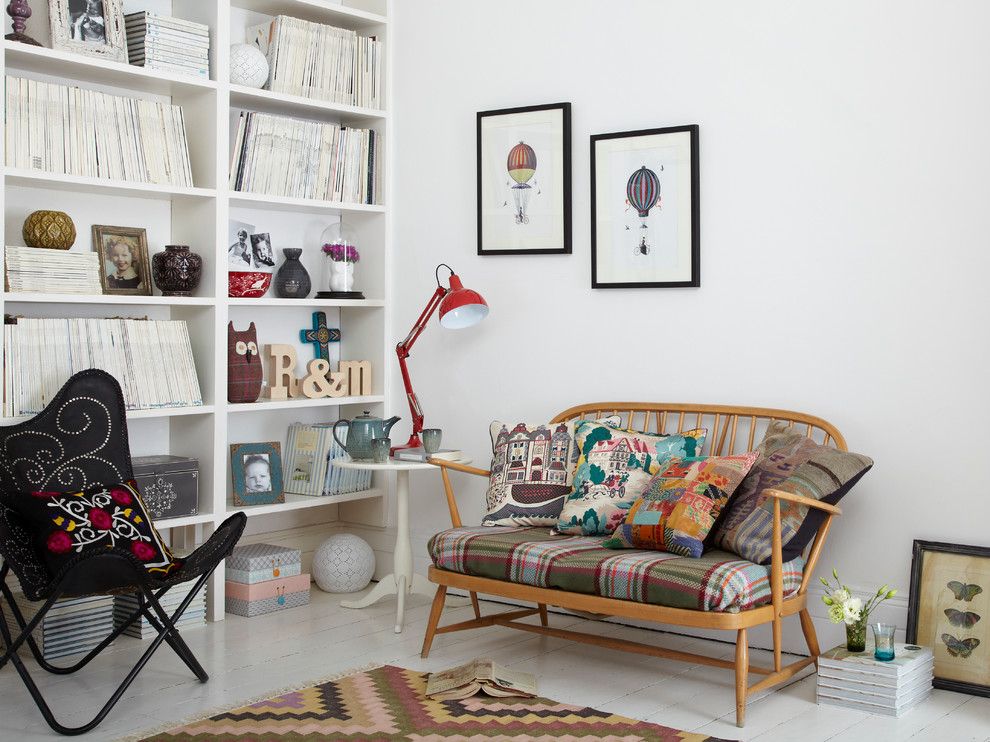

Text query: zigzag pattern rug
(139, 664), (730, 741)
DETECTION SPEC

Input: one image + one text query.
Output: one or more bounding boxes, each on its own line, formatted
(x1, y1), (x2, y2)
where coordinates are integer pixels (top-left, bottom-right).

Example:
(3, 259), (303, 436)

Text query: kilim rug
(137, 664), (733, 741)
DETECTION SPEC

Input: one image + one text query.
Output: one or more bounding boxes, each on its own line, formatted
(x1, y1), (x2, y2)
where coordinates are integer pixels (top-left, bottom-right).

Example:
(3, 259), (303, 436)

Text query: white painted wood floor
(1, 588), (987, 741)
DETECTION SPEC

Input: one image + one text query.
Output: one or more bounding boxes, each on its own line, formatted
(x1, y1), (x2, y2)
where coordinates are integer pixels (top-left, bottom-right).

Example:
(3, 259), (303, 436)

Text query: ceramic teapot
(333, 411), (400, 460)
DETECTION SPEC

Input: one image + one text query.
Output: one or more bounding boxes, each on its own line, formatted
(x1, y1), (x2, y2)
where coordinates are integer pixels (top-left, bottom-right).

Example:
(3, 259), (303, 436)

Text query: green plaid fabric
(428, 526), (805, 613)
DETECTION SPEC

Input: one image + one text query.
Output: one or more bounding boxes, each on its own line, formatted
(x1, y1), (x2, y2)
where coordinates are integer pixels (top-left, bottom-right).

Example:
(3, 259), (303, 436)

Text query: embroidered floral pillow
(555, 422), (707, 536)
(603, 452), (759, 558)
(2, 481), (180, 577)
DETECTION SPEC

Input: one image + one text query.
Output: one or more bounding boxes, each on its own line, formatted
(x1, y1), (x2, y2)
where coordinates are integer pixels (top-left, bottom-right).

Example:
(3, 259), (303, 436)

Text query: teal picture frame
(230, 441), (284, 506)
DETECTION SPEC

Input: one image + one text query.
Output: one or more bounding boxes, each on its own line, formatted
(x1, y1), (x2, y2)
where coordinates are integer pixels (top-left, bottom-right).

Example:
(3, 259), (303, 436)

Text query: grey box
(226, 543), (302, 575)
(132, 455), (199, 520)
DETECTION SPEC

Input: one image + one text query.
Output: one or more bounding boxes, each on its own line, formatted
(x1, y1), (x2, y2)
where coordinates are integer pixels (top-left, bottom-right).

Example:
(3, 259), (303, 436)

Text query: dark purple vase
(152, 245), (203, 297)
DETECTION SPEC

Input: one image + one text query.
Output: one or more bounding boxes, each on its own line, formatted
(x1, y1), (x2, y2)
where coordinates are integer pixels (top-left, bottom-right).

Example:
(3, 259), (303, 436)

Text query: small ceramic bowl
(228, 271), (272, 298)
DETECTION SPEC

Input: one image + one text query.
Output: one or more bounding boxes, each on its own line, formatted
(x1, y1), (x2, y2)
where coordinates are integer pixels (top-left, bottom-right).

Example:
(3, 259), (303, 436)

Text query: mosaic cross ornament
(300, 311), (341, 361)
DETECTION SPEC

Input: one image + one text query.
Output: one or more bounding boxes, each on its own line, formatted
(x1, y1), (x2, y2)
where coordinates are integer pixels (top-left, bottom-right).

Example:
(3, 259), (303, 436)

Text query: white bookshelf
(0, 0), (392, 621)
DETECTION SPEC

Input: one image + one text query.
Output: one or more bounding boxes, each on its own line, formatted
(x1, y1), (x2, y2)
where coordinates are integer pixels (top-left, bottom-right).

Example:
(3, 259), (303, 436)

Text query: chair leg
(469, 591), (481, 619)
(137, 574), (211, 682)
(421, 585), (447, 659)
(735, 628), (748, 728)
(800, 608), (821, 666)
(538, 603), (549, 627)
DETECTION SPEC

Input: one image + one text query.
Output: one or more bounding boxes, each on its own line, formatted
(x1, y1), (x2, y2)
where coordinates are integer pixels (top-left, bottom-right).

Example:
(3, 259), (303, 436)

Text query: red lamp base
(390, 434), (422, 456)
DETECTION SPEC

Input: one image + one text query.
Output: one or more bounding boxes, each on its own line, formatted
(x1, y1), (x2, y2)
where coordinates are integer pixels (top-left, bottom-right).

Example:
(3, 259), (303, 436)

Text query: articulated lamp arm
(394, 285), (447, 452)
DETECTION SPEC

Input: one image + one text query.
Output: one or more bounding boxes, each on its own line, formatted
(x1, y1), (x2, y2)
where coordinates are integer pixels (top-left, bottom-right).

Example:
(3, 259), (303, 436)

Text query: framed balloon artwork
(477, 102), (571, 255)
(590, 125), (700, 288)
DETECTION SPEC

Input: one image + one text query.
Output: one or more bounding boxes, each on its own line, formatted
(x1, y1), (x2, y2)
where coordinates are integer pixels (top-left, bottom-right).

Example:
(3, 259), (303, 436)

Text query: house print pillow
(555, 421), (707, 536)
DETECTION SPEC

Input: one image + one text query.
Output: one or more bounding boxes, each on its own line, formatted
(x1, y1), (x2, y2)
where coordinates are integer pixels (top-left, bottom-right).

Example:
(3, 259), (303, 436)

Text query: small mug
(370, 437), (391, 463)
(422, 428), (442, 455)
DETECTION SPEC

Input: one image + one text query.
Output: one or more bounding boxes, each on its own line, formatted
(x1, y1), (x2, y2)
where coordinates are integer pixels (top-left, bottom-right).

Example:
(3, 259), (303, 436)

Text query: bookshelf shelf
(229, 0), (388, 29)
(154, 512), (218, 529)
(227, 297), (384, 307)
(229, 84), (387, 123)
(228, 191), (385, 215)
(0, 405), (215, 426)
(232, 488), (383, 518)
(3, 293), (216, 306)
(4, 168), (217, 201)
(227, 395), (385, 413)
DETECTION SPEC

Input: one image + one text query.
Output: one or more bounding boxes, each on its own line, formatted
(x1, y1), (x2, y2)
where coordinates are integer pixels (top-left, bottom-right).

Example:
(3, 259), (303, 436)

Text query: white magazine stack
(284, 422), (372, 497)
(2, 592), (114, 661)
(126, 12), (210, 79)
(4, 246), (102, 295)
(113, 579), (206, 639)
(817, 643), (934, 717)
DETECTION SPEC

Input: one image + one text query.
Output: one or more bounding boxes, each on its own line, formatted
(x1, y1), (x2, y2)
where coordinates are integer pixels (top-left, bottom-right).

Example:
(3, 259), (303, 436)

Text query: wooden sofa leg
(799, 608), (821, 665)
(421, 585), (447, 659)
(469, 591), (481, 619)
(538, 603), (549, 627)
(735, 628), (748, 728)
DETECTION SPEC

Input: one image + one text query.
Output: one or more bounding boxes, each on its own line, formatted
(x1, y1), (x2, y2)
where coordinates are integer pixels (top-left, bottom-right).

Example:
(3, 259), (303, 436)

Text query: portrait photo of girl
(93, 225), (152, 295)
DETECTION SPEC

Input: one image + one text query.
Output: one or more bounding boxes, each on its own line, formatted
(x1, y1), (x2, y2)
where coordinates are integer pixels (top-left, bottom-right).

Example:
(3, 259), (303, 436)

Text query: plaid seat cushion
(428, 526), (805, 613)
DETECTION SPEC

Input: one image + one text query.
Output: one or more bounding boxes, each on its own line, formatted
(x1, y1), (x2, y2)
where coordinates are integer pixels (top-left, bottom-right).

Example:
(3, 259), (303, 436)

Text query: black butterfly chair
(0, 369), (246, 736)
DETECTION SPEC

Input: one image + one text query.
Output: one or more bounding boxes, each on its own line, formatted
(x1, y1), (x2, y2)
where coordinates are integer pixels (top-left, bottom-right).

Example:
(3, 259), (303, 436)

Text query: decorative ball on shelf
(312, 533), (375, 594)
(229, 43), (269, 89)
(22, 210), (76, 249)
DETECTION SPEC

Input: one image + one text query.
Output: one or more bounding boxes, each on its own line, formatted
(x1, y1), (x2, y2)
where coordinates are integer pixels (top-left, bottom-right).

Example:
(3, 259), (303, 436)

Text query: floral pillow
(1, 481), (181, 577)
(603, 452), (758, 557)
(555, 421), (707, 536)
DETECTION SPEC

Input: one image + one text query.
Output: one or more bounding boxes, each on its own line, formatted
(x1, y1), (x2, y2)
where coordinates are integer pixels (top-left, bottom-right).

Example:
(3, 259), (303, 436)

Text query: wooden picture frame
(590, 124), (700, 288)
(230, 442), (285, 507)
(49, 0), (127, 62)
(477, 102), (571, 255)
(907, 539), (990, 697)
(93, 225), (151, 296)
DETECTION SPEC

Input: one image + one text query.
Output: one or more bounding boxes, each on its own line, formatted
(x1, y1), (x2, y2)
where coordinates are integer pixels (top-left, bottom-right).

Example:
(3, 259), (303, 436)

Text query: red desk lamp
(393, 263), (488, 453)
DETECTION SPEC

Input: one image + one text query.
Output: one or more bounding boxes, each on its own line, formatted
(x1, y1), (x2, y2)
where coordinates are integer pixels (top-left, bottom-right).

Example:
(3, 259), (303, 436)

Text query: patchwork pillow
(603, 452), (759, 558)
(714, 422), (873, 564)
(555, 422), (707, 536)
(1, 481), (181, 577)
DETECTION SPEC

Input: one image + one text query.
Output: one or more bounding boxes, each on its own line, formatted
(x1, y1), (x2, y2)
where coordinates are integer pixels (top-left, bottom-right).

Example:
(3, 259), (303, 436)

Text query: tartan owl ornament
(227, 322), (263, 403)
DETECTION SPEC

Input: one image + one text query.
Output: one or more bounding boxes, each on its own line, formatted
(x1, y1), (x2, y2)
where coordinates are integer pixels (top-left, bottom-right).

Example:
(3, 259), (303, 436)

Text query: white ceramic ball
(312, 533), (375, 593)
(229, 43), (269, 88)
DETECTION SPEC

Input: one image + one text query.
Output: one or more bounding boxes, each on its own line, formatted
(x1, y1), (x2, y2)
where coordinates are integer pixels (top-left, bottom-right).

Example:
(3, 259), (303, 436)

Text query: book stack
(395, 448), (465, 463)
(2, 592), (114, 661)
(284, 422), (373, 497)
(2, 317), (203, 417)
(817, 643), (934, 717)
(4, 76), (194, 187)
(113, 579), (206, 639)
(126, 12), (211, 79)
(4, 247), (102, 294)
(255, 15), (383, 108)
(229, 112), (379, 204)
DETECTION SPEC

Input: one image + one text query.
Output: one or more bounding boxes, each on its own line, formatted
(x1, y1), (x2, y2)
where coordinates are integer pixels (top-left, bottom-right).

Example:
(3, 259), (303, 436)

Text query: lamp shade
(438, 273), (489, 329)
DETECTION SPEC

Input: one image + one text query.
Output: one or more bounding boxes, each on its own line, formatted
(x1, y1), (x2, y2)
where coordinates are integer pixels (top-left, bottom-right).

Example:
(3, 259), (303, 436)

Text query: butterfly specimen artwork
(947, 581), (983, 602)
(941, 634), (981, 658)
(944, 609), (982, 629)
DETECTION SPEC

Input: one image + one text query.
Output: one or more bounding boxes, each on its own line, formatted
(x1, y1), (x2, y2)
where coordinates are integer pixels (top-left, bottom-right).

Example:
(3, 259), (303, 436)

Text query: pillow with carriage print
(554, 421), (707, 536)
(483, 416), (622, 527)
(603, 452), (759, 558)
(1, 480), (181, 578)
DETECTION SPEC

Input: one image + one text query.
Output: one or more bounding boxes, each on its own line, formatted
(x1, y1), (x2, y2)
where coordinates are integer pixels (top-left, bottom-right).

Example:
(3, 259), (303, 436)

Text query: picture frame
(590, 124), (700, 288)
(49, 0), (127, 62)
(230, 442), (285, 507)
(477, 102), (571, 255)
(93, 225), (152, 296)
(907, 539), (990, 697)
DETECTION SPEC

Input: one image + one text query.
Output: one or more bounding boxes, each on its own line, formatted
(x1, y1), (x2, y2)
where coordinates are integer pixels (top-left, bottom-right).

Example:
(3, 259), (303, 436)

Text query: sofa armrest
(765, 488), (842, 516)
(427, 458), (490, 528)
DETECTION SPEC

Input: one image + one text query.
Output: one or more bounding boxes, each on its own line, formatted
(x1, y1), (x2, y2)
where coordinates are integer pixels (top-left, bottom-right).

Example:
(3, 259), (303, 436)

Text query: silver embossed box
(226, 543), (302, 585)
(131, 455), (199, 519)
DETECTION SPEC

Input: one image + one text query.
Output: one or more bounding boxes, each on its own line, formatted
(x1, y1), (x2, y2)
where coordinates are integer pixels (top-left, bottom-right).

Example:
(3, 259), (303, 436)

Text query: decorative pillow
(555, 422), (707, 536)
(714, 422), (873, 565)
(1, 481), (181, 577)
(603, 452), (759, 558)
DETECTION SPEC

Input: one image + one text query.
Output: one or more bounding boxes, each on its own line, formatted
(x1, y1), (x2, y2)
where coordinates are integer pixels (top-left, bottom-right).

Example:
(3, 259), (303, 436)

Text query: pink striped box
(224, 573), (310, 617)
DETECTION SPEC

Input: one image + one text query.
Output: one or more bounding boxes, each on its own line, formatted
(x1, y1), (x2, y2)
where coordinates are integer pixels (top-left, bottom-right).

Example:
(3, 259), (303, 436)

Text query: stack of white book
(2, 317), (203, 417)
(4, 247), (101, 294)
(113, 579), (206, 640)
(126, 12), (211, 79)
(817, 642), (934, 717)
(254, 15), (382, 109)
(4, 76), (193, 186)
(284, 422), (373, 497)
(2, 591), (114, 661)
(229, 111), (379, 204)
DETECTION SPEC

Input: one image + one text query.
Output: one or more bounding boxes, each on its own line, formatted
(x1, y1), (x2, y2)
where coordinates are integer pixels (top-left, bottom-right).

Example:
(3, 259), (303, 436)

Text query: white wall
(388, 0), (990, 646)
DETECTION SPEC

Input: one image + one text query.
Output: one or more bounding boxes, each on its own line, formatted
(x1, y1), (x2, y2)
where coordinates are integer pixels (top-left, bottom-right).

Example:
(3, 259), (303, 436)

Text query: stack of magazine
(113, 579), (206, 639)
(2, 591), (114, 661)
(126, 12), (211, 79)
(4, 246), (101, 294)
(816, 643), (933, 717)
(284, 422), (372, 497)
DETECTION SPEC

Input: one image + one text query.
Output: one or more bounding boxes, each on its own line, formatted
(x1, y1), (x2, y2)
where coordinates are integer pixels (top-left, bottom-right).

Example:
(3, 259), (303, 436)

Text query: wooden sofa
(421, 402), (846, 728)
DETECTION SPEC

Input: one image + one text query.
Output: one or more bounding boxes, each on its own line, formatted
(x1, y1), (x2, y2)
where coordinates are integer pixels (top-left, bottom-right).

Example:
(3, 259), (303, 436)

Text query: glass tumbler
(872, 623), (896, 661)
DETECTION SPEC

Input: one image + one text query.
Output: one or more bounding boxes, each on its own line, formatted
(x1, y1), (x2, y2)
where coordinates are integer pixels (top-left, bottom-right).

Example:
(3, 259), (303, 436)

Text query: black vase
(274, 248), (311, 298)
(152, 245), (202, 297)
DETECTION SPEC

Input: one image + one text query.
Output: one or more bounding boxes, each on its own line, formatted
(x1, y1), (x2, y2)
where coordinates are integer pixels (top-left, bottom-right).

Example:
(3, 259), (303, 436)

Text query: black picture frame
(907, 539), (990, 697)
(477, 102), (571, 256)
(590, 124), (700, 289)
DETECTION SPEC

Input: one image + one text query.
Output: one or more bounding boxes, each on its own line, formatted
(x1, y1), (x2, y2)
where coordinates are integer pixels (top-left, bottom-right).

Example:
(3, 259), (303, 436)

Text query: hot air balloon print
(507, 141), (537, 224)
(626, 165), (662, 255)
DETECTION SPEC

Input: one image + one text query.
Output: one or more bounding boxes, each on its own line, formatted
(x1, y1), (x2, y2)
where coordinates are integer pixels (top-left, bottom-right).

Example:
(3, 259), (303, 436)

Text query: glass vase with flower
(821, 569), (897, 654)
(319, 222), (363, 298)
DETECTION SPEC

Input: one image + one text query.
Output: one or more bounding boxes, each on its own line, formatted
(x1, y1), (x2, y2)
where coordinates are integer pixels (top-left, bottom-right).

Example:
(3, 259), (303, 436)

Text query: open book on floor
(425, 658), (537, 701)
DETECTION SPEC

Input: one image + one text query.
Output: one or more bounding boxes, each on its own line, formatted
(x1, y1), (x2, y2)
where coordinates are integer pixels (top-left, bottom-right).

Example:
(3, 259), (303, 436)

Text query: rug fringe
(116, 661), (383, 742)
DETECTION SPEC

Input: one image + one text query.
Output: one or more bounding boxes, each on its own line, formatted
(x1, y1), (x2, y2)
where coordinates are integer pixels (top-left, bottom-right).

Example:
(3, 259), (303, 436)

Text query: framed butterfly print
(907, 540), (990, 697)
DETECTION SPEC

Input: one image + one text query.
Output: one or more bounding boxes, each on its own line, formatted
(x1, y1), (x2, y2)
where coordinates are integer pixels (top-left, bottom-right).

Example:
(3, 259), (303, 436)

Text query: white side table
(334, 457), (468, 633)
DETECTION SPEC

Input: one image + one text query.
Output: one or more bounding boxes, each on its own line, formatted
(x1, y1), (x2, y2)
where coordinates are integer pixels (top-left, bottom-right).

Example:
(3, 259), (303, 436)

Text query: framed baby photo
(93, 225), (151, 296)
(230, 442), (285, 507)
(907, 540), (990, 696)
(49, 0), (128, 62)
(477, 102), (571, 255)
(590, 124), (700, 288)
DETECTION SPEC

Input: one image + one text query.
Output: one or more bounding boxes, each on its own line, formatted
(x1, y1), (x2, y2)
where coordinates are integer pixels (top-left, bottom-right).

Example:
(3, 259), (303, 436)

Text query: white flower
(831, 588), (851, 604)
(828, 604), (845, 624)
(843, 597), (863, 625)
